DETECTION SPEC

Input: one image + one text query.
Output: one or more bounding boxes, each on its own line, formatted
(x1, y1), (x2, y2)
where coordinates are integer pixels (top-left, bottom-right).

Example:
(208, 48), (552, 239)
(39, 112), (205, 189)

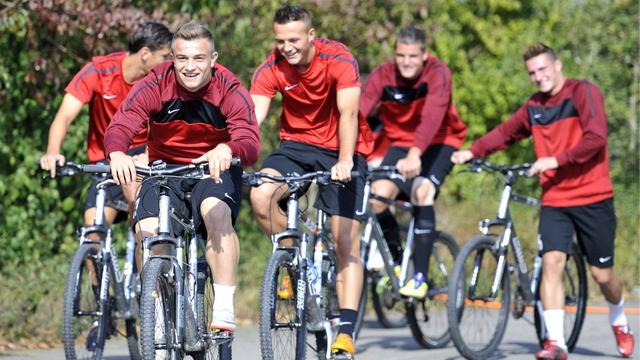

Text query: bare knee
(542, 251), (566, 277)
(590, 266), (614, 285)
(412, 179), (436, 205)
(250, 187), (271, 216)
(201, 198), (233, 232)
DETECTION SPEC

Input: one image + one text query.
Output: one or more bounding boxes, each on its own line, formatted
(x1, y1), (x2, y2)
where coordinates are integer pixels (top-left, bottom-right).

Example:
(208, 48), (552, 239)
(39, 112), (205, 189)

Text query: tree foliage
(0, 0), (637, 343)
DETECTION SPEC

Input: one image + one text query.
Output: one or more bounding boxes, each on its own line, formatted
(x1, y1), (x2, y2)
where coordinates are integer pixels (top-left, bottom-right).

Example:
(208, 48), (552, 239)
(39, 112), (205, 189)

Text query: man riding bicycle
(359, 26), (467, 300)
(40, 21), (172, 229)
(451, 43), (634, 360)
(104, 21), (260, 333)
(248, 4), (373, 358)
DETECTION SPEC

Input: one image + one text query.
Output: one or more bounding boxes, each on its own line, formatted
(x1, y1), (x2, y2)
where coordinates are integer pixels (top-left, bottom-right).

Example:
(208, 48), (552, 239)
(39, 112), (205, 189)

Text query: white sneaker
(210, 308), (236, 332)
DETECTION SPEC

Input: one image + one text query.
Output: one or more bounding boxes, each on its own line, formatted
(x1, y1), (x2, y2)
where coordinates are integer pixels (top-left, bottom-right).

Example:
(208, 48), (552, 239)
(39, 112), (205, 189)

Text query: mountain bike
(87, 161), (235, 360)
(447, 159), (587, 359)
(244, 170), (365, 360)
(356, 166), (459, 348)
(49, 162), (141, 360)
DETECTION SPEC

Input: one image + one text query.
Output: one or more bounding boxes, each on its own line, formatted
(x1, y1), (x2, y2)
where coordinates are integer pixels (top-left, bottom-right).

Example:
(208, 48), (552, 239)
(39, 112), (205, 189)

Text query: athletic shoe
(277, 273), (294, 300)
(375, 265), (401, 295)
(330, 333), (355, 359)
(612, 324), (635, 357)
(210, 308), (236, 332)
(535, 340), (568, 360)
(399, 272), (428, 299)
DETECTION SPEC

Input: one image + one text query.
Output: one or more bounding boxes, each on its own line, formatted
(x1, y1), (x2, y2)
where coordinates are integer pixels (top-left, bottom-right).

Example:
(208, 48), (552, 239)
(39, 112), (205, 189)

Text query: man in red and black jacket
(452, 43), (634, 360)
(360, 26), (467, 300)
(105, 21), (260, 333)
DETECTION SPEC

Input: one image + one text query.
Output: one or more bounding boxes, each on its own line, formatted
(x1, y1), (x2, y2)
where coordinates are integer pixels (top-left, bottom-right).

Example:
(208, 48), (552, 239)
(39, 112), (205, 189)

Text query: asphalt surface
(2, 311), (638, 359)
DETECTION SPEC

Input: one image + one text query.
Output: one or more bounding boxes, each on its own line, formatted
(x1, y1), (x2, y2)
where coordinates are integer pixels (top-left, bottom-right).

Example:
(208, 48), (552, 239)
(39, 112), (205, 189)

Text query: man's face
(273, 20), (315, 67)
(143, 45), (171, 73)
(172, 38), (217, 92)
(394, 42), (428, 80)
(525, 53), (564, 95)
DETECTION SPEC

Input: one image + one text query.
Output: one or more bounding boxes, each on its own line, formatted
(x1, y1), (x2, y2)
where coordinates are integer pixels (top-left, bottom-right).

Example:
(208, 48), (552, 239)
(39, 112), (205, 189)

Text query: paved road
(2, 312), (638, 359)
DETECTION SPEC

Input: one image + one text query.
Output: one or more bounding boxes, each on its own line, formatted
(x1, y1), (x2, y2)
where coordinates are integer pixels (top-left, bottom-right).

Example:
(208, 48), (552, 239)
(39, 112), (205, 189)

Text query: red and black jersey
(65, 52), (148, 162)
(250, 38), (373, 156)
(360, 55), (468, 152)
(470, 79), (613, 207)
(104, 62), (260, 165)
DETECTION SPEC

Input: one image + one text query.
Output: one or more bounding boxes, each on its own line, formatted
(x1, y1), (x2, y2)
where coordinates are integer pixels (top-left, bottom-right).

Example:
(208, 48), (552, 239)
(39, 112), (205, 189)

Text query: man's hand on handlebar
(331, 158), (354, 182)
(528, 156), (558, 176)
(40, 153), (66, 178)
(450, 149), (474, 164)
(192, 144), (233, 183)
(109, 151), (136, 186)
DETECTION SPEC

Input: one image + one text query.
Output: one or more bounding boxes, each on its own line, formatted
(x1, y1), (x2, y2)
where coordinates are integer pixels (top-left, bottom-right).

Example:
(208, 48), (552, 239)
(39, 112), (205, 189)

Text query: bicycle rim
(62, 244), (104, 360)
(407, 232), (459, 348)
(259, 250), (306, 360)
(448, 235), (511, 359)
(534, 242), (588, 352)
(140, 258), (178, 360)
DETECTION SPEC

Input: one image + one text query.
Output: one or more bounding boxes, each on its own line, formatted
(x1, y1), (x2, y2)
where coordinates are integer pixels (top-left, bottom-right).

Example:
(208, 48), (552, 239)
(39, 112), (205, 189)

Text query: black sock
(338, 308), (358, 336)
(412, 206), (435, 278)
(376, 208), (402, 263)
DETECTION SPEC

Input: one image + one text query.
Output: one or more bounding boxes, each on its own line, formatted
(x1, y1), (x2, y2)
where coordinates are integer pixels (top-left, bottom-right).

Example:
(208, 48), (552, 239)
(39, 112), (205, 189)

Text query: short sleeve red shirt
(65, 52), (147, 162)
(250, 38), (372, 156)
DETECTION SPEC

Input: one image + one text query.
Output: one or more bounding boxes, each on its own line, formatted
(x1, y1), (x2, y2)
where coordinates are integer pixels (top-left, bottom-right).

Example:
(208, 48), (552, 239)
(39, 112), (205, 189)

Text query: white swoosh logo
(599, 256), (612, 263)
(414, 228), (432, 235)
(103, 94), (117, 100)
(533, 113), (543, 119)
(168, 108), (180, 114)
(224, 192), (236, 204)
(284, 83), (299, 91)
(393, 93), (403, 100)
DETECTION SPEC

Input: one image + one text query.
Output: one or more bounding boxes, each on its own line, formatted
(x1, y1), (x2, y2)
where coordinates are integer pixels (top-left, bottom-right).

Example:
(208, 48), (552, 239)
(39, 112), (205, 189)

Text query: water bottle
(124, 228), (136, 300)
(313, 240), (324, 295)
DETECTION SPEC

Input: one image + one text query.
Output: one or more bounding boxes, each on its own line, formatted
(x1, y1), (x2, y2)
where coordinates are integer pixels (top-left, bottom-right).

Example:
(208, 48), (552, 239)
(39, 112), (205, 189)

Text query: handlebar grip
(82, 164), (111, 173)
(231, 157), (241, 167)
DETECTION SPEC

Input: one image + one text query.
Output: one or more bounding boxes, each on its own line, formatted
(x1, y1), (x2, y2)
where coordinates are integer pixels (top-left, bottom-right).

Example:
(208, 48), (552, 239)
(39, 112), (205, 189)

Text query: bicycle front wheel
(534, 242), (588, 352)
(62, 243), (106, 360)
(447, 235), (511, 360)
(192, 257), (232, 360)
(140, 258), (179, 360)
(406, 231), (459, 348)
(259, 250), (306, 360)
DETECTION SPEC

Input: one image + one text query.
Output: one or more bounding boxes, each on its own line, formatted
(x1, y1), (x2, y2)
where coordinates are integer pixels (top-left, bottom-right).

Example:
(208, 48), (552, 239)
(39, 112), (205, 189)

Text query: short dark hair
(274, 4), (312, 28)
(523, 42), (557, 61)
(396, 26), (426, 52)
(128, 21), (172, 53)
(172, 21), (215, 52)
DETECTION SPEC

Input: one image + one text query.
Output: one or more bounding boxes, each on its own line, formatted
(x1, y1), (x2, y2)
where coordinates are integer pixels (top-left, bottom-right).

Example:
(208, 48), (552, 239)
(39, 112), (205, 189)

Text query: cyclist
(39, 21), (172, 229)
(249, 4), (372, 358)
(451, 43), (634, 359)
(359, 26), (467, 299)
(104, 21), (260, 333)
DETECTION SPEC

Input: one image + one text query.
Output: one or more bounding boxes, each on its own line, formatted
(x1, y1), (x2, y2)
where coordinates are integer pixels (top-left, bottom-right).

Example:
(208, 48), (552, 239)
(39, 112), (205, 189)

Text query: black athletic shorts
(539, 198), (617, 268)
(379, 144), (456, 197)
(133, 165), (243, 236)
(261, 141), (368, 222)
(85, 145), (146, 224)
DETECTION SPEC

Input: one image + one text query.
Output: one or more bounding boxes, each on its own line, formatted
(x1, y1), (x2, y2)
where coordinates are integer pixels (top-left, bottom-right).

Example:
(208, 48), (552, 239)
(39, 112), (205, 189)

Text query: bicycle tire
(259, 250), (306, 360)
(534, 242), (588, 352)
(140, 258), (179, 360)
(62, 243), (104, 360)
(313, 244), (341, 360)
(447, 235), (511, 360)
(406, 231), (459, 348)
(191, 257), (232, 360)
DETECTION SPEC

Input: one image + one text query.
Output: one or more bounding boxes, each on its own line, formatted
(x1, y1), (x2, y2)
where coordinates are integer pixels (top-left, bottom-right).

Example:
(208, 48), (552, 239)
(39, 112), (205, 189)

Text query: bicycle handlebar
(469, 158), (532, 178)
(243, 170), (361, 188)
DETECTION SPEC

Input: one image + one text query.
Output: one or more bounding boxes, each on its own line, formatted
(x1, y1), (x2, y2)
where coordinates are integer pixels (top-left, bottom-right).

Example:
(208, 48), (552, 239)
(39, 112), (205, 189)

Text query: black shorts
(261, 141), (368, 222)
(133, 165), (243, 236)
(84, 146), (146, 224)
(379, 144), (456, 197)
(539, 198), (617, 268)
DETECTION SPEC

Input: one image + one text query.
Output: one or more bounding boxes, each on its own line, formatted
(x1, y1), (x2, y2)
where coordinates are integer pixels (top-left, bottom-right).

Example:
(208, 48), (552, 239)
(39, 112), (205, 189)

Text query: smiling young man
(40, 21), (172, 227)
(451, 43), (634, 360)
(104, 21), (260, 333)
(249, 4), (372, 358)
(359, 26), (467, 299)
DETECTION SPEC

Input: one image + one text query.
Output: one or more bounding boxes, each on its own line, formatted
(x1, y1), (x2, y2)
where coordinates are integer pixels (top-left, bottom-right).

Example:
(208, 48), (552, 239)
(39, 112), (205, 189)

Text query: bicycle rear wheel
(447, 235), (511, 360)
(534, 242), (588, 352)
(140, 258), (179, 360)
(259, 250), (306, 360)
(192, 257), (232, 360)
(406, 231), (459, 348)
